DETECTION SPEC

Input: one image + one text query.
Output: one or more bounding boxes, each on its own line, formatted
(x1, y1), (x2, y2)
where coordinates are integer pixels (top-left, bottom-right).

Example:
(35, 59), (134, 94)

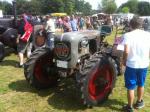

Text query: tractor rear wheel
(0, 42), (5, 62)
(24, 47), (59, 89)
(79, 53), (117, 107)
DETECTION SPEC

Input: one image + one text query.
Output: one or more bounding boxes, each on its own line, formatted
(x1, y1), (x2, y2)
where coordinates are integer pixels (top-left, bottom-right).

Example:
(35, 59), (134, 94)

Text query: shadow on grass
(99, 98), (126, 111)
(8, 79), (55, 97)
(8, 79), (125, 111)
(0, 59), (18, 67)
(47, 79), (125, 111)
(0, 47), (17, 67)
(48, 89), (125, 111)
(47, 80), (86, 111)
(9, 79), (86, 111)
(9, 80), (37, 93)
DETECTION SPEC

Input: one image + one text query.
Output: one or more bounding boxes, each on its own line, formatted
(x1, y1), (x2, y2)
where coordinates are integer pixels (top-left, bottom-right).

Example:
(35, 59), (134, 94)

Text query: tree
(82, 2), (92, 15)
(15, 0), (31, 15)
(29, 0), (41, 15)
(118, 0), (138, 13)
(0, 1), (12, 15)
(0, 0), (92, 16)
(137, 1), (150, 16)
(39, 0), (65, 14)
(101, 0), (117, 14)
(63, 0), (75, 15)
(127, 0), (138, 13)
(97, 3), (102, 12)
(121, 7), (130, 13)
(74, 0), (92, 15)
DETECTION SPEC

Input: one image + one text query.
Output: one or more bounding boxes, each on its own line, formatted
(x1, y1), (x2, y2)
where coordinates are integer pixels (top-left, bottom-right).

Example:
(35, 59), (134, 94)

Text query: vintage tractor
(24, 25), (123, 107)
(0, 0), (45, 61)
(0, 0), (18, 61)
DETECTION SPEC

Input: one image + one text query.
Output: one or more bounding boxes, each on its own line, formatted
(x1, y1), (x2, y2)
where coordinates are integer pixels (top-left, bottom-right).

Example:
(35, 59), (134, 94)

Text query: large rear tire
(0, 42), (5, 62)
(78, 53), (117, 107)
(24, 47), (59, 89)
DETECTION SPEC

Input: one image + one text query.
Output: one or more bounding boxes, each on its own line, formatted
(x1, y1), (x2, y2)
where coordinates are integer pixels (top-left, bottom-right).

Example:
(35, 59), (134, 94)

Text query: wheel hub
(88, 65), (113, 100)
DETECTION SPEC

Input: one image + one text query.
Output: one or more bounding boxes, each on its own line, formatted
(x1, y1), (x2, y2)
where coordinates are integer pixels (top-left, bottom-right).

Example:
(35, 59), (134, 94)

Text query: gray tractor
(24, 26), (123, 107)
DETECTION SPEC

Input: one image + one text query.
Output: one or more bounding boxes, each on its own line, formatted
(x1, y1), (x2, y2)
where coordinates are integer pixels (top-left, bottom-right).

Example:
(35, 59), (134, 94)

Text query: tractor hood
(55, 30), (101, 42)
(54, 30), (101, 68)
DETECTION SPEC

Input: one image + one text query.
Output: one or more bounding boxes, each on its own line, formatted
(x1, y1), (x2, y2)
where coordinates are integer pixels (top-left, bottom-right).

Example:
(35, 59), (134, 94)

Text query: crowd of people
(30, 14), (115, 32)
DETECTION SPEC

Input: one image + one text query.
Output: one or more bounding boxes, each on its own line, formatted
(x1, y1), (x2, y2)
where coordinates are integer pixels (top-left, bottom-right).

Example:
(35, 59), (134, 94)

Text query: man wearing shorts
(122, 16), (150, 112)
(17, 14), (32, 67)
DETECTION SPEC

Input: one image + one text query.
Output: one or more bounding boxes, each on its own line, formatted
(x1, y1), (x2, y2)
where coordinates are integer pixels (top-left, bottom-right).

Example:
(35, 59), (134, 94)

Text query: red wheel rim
(34, 53), (53, 84)
(88, 64), (113, 100)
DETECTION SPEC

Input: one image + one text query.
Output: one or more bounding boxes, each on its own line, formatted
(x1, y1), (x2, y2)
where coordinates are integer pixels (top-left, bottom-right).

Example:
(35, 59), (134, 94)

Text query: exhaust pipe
(12, 0), (17, 28)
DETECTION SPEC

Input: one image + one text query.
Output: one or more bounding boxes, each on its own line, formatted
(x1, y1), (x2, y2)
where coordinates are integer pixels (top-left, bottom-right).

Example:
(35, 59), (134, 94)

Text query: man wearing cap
(121, 16), (150, 112)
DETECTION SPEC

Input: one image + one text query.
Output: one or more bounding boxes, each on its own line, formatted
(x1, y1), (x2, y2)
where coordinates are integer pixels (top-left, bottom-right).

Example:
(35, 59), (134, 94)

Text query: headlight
(78, 38), (88, 53)
(50, 37), (54, 42)
(80, 38), (88, 48)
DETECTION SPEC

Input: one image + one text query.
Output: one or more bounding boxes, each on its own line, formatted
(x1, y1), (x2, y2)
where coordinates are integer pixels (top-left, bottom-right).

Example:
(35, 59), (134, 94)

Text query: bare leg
(137, 86), (144, 101)
(18, 52), (24, 65)
(27, 43), (32, 58)
(127, 90), (134, 107)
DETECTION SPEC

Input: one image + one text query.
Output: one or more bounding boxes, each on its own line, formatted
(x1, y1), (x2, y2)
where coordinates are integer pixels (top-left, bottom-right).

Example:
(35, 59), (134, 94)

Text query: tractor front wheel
(24, 47), (59, 89)
(79, 53), (117, 107)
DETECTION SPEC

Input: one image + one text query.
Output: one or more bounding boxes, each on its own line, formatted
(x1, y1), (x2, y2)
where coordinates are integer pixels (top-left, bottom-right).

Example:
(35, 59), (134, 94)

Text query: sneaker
(134, 100), (144, 109)
(16, 63), (24, 68)
(122, 105), (134, 112)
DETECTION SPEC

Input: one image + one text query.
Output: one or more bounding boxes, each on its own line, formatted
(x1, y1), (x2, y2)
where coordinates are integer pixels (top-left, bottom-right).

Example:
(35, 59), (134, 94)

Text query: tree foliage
(101, 0), (117, 14)
(121, 7), (130, 13)
(0, 0), (92, 16)
(74, 0), (92, 15)
(127, 0), (138, 13)
(118, 0), (138, 13)
(118, 0), (150, 16)
(0, 1), (12, 15)
(97, 3), (102, 12)
(137, 1), (150, 16)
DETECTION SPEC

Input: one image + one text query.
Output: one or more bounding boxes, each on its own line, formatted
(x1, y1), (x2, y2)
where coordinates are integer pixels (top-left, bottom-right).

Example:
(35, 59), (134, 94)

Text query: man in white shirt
(122, 16), (150, 112)
(45, 15), (55, 33)
(45, 15), (55, 49)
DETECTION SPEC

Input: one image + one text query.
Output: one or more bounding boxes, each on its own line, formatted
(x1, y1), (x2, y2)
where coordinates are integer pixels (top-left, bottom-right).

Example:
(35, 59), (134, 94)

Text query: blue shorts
(124, 66), (148, 90)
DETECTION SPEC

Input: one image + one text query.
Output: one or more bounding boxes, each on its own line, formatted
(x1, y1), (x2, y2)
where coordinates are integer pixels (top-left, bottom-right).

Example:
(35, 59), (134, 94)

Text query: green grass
(1, 31), (150, 112)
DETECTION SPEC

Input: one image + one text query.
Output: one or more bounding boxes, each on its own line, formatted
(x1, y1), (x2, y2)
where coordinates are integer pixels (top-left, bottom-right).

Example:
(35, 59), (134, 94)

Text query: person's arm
(16, 34), (21, 44)
(44, 21), (49, 31)
(123, 44), (129, 66)
(17, 20), (24, 43)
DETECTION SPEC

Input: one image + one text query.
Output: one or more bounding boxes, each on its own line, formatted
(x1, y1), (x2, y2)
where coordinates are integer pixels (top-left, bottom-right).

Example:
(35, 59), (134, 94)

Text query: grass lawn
(0, 30), (150, 112)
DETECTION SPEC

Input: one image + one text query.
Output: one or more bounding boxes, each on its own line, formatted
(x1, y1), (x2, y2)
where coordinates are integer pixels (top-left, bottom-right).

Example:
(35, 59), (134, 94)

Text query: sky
(1, 0), (150, 9)
(84, 0), (128, 9)
(84, 0), (150, 9)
